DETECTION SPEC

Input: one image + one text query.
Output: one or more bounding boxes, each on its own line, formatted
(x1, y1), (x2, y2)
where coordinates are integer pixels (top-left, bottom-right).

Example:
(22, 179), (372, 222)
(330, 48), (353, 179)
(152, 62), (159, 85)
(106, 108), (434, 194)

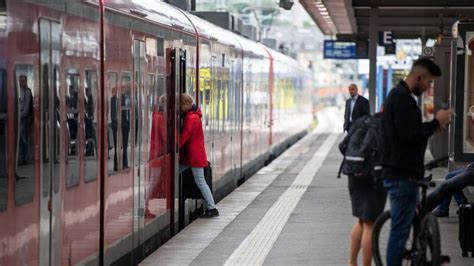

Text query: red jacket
(179, 107), (208, 167)
(149, 110), (165, 160)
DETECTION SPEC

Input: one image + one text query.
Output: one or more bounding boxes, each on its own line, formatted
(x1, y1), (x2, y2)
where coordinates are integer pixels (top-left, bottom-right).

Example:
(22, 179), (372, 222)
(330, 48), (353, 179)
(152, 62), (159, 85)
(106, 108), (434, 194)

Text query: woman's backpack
(338, 113), (384, 179)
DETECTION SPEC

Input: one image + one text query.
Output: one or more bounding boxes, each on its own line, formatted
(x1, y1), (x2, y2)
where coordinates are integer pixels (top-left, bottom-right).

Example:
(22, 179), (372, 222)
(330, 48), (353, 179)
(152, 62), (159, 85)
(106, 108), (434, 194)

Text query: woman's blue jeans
(179, 164), (216, 209)
(435, 168), (468, 212)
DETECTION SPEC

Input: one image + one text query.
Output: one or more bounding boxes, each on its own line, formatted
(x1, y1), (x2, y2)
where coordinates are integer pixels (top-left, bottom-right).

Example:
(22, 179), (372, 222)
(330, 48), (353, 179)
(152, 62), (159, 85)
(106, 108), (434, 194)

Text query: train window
(0, 68), (7, 212)
(148, 75), (156, 116)
(187, 71), (193, 94)
(65, 72), (80, 188)
(158, 77), (167, 154)
(157, 38), (164, 57)
(149, 76), (166, 160)
(201, 78), (210, 131)
(222, 77), (227, 133)
(147, 74), (155, 160)
(146, 38), (157, 57)
(134, 40), (145, 168)
(216, 79), (221, 133)
(121, 74), (132, 170)
(14, 65), (35, 205)
(157, 77), (165, 97)
(84, 70), (98, 183)
(107, 72), (119, 174)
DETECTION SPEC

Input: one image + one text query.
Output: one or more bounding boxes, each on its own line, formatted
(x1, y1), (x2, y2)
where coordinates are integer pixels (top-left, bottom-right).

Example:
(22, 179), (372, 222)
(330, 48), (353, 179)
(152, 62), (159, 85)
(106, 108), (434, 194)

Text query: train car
(0, 0), (312, 265)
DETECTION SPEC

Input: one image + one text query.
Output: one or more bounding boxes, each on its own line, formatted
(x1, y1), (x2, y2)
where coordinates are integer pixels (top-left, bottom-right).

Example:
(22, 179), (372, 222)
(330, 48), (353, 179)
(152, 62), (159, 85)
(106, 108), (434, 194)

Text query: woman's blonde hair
(158, 94), (167, 106)
(180, 93), (194, 105)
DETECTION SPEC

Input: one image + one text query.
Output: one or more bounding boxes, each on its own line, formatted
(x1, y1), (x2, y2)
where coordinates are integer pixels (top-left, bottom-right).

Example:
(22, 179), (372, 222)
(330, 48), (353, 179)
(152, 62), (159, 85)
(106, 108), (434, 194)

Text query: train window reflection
(14, 65), (35, 205)
(216, 79), (221, 133)
(41, 63), (49, 197)
(157, 38), (164, 57)
(157, 78), (167, 154)
(53, 66), (60, 193)
(147, 74), (155, 161)
(108, 72), (118, 174)
(84, 70), (98, 182)
(0, 68), (7, 212)
(121, 74), (131, 170)
(149, 76), (166, 160)
(200, 77), (210, 131)
(65, 72), (80, 188)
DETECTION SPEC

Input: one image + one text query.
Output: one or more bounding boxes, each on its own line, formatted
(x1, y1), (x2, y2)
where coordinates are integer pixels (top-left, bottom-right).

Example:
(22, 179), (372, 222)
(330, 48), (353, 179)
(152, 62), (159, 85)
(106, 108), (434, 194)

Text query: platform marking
(139, 112), (337, 265)
(224, 127), (339, 265)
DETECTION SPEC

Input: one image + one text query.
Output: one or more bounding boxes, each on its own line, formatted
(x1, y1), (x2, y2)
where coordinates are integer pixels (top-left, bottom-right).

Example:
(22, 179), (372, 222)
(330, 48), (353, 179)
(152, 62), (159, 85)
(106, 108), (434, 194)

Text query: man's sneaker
(432, 208), (449, 218)
(202, 208), (219, 218)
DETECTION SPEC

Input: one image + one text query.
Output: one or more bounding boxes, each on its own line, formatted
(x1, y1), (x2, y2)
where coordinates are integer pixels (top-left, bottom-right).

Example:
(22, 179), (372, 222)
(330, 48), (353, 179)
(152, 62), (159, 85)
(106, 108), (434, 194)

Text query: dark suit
(344, 95), (370, 132)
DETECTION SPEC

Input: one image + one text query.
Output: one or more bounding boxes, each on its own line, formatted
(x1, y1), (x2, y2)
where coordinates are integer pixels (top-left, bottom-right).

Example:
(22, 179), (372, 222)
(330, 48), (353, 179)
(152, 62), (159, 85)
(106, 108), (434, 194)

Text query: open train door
(169, 48), (187, 234)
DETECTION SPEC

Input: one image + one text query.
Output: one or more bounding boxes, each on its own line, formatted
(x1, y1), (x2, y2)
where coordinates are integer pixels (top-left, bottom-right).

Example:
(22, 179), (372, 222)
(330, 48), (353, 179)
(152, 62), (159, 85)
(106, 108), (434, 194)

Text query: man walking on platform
(382, 57), (452, 266)
(344, 84), (370, 132)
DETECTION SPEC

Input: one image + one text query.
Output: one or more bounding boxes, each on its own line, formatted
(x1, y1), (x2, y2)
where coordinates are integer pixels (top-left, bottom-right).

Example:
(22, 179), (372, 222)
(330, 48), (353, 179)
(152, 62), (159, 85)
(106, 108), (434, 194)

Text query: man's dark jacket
(344, 95), (370, 132)
(382, 81), (439, 180)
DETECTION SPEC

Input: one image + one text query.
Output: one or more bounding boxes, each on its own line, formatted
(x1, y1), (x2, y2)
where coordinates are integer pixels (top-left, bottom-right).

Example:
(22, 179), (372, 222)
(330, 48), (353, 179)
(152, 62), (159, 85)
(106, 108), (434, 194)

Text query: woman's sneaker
(202, 208), (219, 218)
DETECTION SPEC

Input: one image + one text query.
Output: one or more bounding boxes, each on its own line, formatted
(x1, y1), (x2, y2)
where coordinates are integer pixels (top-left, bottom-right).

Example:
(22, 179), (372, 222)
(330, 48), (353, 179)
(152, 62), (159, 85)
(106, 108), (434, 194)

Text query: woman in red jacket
(179, 93), (219, 218)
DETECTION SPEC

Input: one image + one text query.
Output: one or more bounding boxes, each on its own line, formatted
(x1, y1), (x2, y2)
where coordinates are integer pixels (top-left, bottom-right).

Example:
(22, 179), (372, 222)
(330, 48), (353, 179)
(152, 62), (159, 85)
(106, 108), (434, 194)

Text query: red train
(0, 0), (312, 264)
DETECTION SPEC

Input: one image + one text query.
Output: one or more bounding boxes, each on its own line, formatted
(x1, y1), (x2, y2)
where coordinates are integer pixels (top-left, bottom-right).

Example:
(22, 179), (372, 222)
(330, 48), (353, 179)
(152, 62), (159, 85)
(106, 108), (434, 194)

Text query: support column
(369, 7), (378, 114)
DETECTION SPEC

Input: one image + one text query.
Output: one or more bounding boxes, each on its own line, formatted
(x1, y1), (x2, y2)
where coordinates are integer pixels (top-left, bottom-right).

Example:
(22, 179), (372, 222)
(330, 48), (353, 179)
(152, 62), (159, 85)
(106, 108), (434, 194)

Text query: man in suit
(344, 84), (370, 132)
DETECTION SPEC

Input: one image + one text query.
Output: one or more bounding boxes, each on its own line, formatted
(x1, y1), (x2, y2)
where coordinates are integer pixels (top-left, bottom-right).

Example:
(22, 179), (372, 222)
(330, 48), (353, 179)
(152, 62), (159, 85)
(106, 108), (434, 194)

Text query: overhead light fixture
(314, 0), (336, 34)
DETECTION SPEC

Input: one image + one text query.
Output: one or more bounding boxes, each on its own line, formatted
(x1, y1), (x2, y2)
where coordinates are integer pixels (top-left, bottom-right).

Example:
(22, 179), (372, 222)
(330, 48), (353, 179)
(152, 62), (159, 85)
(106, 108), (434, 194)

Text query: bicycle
(372, 158), (451, 266)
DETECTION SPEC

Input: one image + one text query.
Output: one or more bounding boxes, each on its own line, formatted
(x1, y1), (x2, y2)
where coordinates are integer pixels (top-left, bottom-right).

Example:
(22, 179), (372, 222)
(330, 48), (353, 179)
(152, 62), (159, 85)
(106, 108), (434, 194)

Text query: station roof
(300, 0), (474, 40)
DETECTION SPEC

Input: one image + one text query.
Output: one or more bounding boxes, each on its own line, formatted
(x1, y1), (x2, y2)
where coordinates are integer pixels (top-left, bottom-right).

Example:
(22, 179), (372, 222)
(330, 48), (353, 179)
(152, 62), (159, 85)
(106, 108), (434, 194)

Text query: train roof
(185, 12), (242, 49)
(104, 1), (305, 69)
(104, 1), (195, 34)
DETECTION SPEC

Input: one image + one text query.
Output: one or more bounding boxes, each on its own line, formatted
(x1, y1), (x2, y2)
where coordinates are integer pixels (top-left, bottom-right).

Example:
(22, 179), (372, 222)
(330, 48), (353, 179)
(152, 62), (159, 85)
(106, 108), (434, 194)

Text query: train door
(169, 48), (186, 233)
(132, 39), (146, 252)
(39, 18), (62, 265)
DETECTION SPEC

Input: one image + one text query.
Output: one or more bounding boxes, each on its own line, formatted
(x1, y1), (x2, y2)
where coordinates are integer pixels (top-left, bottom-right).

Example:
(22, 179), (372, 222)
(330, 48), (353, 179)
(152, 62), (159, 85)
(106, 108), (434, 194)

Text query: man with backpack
(382, 58), (452, 266)
(339, 110), (387, 266)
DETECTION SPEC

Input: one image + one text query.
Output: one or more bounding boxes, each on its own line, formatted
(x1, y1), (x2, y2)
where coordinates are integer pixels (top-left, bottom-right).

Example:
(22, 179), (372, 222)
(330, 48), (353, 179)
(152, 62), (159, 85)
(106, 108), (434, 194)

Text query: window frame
(64, 69), (81, 189)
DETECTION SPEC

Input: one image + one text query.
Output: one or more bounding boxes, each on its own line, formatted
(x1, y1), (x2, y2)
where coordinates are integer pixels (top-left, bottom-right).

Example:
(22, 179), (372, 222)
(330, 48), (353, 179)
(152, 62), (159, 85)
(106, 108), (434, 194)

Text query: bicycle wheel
(372, 210), (415, 266)
(417, 213), (441, 266)
(372, 210), (391, 266)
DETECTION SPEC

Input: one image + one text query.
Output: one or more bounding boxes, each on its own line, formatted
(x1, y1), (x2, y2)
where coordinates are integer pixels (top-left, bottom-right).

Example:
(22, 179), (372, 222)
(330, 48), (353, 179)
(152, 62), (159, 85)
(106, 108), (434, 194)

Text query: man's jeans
(384, 178), (418, 266)
(179, 164), (216, 209)
(436, 169), (468, 212)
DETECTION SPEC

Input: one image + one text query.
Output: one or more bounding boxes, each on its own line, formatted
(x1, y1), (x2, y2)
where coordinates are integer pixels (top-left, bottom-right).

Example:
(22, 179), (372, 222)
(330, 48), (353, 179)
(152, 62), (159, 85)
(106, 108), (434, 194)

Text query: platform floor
(140, 107), (474, 266)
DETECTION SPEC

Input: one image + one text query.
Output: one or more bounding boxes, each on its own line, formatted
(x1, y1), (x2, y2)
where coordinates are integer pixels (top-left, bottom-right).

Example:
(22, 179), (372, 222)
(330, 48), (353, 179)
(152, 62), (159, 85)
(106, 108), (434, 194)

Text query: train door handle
(48, 199), (52, 212)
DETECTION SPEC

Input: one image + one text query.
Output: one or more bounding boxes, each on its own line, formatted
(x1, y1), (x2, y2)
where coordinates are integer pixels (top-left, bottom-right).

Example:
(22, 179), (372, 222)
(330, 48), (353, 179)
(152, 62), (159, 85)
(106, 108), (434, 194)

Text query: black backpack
(338, 113), (384, 179)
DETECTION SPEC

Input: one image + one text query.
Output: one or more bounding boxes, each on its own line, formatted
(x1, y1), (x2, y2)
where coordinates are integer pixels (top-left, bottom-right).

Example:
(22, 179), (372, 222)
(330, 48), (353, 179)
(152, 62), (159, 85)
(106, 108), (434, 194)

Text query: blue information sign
(323, 41), (357, 59)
